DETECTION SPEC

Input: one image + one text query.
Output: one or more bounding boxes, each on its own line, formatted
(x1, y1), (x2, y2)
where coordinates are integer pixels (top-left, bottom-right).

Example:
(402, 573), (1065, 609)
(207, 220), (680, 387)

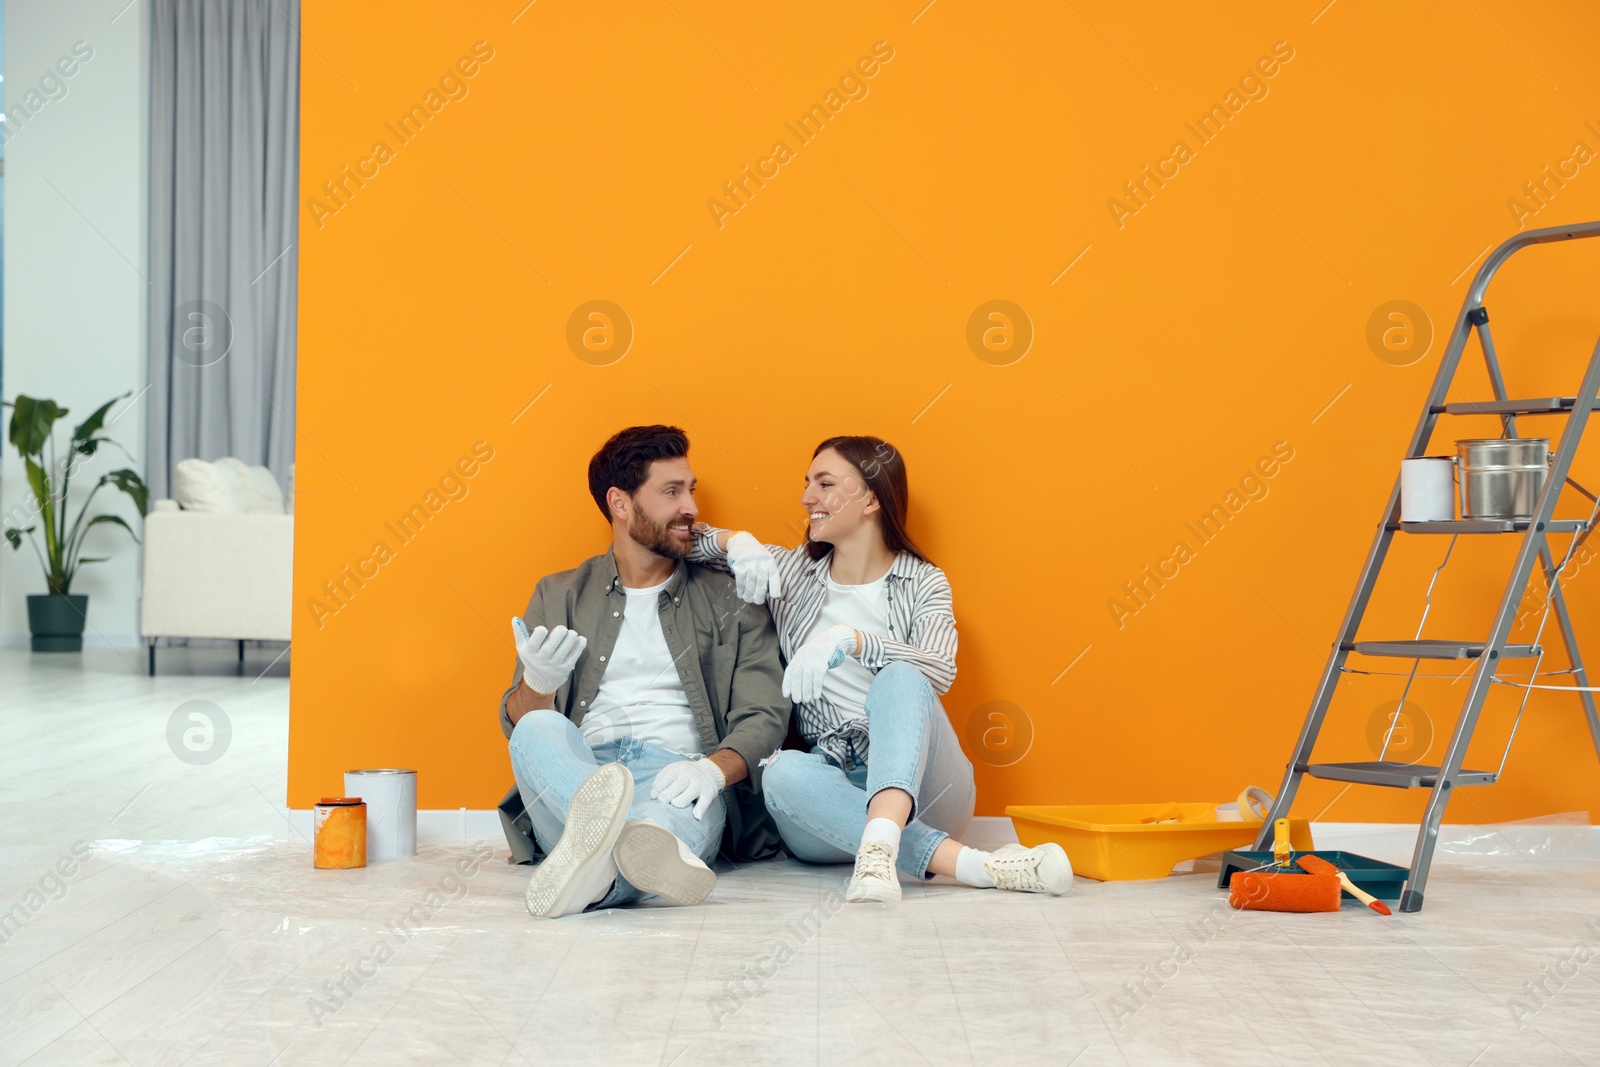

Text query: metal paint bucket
(1456, 438), (1550, 520)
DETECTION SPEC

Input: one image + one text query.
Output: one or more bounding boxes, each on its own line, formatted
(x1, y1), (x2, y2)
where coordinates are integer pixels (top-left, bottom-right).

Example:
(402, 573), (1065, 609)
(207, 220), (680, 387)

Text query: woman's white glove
(650, 758), (727, 820)
(781, 624), (859, 704)
(725, 531), (782, 604)
(512, 618), (587, 694)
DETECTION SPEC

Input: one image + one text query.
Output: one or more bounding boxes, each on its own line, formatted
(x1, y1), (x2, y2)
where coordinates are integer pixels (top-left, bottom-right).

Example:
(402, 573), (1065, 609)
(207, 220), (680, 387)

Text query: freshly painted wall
(1, 0), (147, 650)
(292, 2), (1600, 824)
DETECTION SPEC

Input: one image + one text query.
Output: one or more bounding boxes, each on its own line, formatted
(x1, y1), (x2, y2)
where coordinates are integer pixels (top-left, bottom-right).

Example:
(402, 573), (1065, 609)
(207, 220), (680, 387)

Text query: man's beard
(630, 510), (691, 560)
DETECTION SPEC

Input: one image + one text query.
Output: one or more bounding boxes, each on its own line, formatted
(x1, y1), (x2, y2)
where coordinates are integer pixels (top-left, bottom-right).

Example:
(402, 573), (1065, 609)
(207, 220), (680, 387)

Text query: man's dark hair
(587, 425), (690, 522)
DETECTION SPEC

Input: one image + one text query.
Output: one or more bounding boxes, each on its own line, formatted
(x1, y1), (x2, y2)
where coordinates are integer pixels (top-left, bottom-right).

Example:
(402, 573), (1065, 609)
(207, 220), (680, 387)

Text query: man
(497, 425), (790, 918)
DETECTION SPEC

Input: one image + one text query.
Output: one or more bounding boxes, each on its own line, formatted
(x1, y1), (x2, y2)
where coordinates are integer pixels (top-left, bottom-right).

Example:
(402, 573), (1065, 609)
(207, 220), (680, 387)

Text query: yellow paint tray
(1004, 802), (1314, 882)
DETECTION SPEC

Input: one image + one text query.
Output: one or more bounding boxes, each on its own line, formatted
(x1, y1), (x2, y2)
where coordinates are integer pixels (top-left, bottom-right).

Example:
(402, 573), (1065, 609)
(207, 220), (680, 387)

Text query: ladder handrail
(1466, 220), (1600, 308)
(1406, 221), (1600, 465)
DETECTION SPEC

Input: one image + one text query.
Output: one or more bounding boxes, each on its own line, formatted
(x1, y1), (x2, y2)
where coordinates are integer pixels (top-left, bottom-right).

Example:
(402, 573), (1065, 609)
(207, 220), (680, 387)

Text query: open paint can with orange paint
(313, 797), (367, 869)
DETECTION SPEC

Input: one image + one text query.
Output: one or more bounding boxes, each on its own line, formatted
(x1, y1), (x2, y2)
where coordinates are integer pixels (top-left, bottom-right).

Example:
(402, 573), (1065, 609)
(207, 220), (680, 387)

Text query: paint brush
(1297, 855), (1391, 915)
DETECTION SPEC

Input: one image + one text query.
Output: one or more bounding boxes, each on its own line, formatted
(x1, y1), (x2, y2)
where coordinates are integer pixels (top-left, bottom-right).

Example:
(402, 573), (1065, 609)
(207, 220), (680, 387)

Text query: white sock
(860, 818), (902, 860)
(955, 846), (995, 888)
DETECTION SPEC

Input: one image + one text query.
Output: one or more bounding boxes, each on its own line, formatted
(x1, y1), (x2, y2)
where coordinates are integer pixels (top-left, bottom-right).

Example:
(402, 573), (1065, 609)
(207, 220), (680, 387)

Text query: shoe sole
(845, 880), (902, 904)
(613, 822), (716, 906)
(1041, 843), (1073, 895)
(525, 763), (633, 919)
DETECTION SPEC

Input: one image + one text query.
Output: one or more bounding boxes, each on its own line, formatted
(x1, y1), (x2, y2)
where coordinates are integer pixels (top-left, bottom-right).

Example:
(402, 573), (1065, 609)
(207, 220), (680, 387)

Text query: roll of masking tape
(1238, 786), (1273, 820)
(1215, 785), (1274, 822)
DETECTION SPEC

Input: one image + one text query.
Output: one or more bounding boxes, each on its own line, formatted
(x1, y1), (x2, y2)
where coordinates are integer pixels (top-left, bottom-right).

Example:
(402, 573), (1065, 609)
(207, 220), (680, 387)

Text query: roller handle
(1272, 817), (1293, 867)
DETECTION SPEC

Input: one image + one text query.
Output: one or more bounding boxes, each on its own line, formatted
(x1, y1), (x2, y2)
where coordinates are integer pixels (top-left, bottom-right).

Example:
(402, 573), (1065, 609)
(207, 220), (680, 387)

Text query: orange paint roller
(1298, 854), (1392, 915)
(1227, 869), (1341, 912)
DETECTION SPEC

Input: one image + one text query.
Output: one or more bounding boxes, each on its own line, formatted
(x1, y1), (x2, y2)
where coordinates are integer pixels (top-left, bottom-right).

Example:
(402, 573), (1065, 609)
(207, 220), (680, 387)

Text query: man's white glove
(725, 531), (782, 604)
(650, 758), (727, 820)
(781, 624), (858, 704)
(512, 618), (587, 695)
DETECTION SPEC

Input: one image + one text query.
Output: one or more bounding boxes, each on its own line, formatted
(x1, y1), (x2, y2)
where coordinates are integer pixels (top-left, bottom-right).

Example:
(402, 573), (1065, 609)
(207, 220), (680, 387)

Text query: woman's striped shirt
(689, 522), (958, 769)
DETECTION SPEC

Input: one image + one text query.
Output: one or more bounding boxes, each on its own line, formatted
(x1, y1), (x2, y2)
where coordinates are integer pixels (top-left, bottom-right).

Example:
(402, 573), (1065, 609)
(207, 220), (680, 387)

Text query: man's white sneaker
(613, 818), (716, 906)
(986, 842), (1073, 896)
(525, 763), (633, 919)
(845, 841), (901, 903)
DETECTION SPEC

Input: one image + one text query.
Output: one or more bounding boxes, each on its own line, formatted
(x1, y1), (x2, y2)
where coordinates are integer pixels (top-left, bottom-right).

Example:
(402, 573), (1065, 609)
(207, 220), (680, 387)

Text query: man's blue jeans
(760, 662), (976, 879)
(508, 710), (726, 907)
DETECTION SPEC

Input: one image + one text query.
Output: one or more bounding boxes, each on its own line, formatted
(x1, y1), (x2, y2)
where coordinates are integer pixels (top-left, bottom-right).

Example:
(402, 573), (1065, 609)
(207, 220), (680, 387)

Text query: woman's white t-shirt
(802, 567), (891, 717)
(579, 578), (704, 757)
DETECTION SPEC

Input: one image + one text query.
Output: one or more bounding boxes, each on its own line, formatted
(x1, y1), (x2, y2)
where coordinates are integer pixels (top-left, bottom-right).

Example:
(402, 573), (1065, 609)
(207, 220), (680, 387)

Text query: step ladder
(1255, 220), (1600, 913)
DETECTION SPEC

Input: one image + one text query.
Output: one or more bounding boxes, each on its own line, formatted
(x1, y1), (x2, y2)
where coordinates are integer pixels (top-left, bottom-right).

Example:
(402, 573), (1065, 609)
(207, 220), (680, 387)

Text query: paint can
(313, 797), (367, 869)
(1400, 457), (1455, 522)
(345, 769), (417, 860)
(1457, 438), (1550, 520)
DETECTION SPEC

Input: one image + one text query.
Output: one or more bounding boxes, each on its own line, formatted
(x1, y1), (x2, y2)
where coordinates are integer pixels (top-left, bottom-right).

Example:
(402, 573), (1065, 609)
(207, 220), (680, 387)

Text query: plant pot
(26, 594), (89, 652)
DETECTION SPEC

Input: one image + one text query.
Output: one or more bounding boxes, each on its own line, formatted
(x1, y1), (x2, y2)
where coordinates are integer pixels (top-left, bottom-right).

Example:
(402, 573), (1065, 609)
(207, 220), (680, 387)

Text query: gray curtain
(147, 0), (300, 501)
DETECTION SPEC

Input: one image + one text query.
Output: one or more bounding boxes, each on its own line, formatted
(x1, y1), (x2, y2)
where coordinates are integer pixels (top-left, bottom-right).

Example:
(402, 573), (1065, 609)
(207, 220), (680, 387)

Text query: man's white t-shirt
(579, 577), (704, 757)
(802, 567), (891, 717)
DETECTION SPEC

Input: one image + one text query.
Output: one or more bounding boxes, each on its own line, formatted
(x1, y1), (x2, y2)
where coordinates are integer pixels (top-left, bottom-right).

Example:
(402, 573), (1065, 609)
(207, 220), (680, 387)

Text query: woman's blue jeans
(761, 662), (976, 879)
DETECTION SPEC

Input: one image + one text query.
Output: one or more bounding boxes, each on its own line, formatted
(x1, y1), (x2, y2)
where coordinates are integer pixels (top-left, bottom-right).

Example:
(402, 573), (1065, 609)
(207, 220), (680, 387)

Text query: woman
(689, 435), (1071, 901)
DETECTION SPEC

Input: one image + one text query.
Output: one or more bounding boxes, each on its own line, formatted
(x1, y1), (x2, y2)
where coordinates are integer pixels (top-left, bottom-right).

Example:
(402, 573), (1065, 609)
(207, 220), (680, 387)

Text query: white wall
(1, 0), (147, 648)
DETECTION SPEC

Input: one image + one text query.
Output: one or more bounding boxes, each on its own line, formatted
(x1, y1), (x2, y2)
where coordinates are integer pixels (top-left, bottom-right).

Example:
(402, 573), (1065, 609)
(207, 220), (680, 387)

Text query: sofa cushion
(217, 457), (286, 514)
(174, 458), (248, 513)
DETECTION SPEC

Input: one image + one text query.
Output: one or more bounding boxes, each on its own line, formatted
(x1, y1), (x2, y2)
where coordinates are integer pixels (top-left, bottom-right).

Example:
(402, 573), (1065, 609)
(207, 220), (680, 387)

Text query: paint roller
(1226, 818), (1341, 913)
(1228, 869), (1342, 913)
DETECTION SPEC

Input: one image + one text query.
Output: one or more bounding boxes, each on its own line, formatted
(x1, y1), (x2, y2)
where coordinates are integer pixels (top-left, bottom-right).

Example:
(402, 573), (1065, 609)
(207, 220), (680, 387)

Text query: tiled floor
(2, 648), (1598, 1066)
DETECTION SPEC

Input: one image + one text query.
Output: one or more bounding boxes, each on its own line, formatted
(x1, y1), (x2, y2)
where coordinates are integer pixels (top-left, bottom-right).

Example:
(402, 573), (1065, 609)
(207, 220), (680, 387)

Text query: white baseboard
(0, 632), (144, 650)
(965, 815), (1021, 848)
(288, 808), (505, 847)
(279, 811), (1600, 862)
(280, 811), (1024, 850)
(0, 634), (287, 651)
(1310, 818), (1600, 863)
(281, 810), (1024, 853)
(988, 816), (1600, 862)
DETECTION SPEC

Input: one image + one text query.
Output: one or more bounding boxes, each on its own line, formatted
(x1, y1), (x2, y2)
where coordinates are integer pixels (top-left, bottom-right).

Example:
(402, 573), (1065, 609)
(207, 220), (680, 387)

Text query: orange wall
(293, 1), (1600, 824)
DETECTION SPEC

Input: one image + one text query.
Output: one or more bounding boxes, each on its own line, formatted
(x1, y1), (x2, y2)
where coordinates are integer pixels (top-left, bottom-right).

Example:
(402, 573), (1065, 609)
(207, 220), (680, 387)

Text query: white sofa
(140, 458), (292, 675)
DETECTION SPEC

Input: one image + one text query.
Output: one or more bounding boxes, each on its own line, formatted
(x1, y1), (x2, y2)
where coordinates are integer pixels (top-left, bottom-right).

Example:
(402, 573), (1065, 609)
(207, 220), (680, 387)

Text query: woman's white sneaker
(525, 763), (633, 919)
(613, 818), (716, 906)
(985, 843), (1073, 895)
(845, 841), (901, 903)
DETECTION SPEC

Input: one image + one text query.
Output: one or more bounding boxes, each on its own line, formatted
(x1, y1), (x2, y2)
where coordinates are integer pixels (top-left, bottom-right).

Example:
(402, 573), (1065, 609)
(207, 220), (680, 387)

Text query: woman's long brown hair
(804, 436), (932, 565)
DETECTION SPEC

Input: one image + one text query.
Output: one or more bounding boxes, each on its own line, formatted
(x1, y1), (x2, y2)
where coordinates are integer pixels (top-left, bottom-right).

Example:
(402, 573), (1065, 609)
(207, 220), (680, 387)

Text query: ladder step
(1304, 761), (1499, 789)
(1391, 519), (1588, 534)
(1346, 639), (1542, 659)
(1437, 396), (1577, 416)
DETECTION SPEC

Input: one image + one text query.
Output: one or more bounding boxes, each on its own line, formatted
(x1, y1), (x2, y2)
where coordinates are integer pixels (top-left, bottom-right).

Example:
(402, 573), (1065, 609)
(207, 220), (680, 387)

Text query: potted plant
(3, 393), (148, 651)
